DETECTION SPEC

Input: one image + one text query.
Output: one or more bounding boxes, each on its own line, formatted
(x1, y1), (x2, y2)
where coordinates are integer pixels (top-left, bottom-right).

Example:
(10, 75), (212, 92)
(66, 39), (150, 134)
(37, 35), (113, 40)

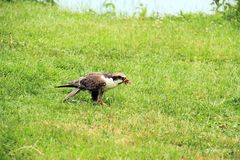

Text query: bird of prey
(55, 72), (131, 105)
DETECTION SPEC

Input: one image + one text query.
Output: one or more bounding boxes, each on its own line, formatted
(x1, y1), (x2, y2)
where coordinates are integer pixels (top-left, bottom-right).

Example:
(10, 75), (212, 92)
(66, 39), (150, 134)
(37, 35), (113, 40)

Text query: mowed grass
(0, 1), (240, 159)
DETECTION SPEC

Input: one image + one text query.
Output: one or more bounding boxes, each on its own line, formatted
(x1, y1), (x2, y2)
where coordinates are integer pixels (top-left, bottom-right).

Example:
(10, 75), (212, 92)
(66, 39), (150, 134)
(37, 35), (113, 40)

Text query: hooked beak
(123, 78), (132, 84)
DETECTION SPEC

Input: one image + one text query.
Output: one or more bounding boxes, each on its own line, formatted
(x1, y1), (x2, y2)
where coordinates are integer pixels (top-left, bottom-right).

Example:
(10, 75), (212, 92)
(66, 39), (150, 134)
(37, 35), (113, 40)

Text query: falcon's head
(112, 73), (131, 85)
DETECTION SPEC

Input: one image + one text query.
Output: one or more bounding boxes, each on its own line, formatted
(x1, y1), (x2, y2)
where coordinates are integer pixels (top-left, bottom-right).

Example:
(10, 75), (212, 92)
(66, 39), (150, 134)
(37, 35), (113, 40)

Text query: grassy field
(0, 1), (240, 159)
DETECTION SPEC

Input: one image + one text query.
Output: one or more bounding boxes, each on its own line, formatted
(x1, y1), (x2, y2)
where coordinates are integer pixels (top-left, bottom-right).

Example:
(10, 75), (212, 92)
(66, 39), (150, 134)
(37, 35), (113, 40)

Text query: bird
(55, 72), (131, 105)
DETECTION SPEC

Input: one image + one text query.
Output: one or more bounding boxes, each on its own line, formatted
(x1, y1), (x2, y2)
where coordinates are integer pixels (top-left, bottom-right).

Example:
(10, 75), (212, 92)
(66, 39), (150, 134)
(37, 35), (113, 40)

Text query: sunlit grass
(0, 1), (240, 159)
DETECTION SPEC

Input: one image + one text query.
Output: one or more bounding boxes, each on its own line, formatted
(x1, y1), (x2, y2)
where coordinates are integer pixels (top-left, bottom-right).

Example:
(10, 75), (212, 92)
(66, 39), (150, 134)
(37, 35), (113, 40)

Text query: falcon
(55, 72), (131, 105)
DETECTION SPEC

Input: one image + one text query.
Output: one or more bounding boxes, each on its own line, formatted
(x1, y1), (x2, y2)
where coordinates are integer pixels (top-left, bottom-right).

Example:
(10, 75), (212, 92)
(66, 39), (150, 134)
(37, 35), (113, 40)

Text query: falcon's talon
(55, 72), (131, 104)
(97, 99), (106, 106)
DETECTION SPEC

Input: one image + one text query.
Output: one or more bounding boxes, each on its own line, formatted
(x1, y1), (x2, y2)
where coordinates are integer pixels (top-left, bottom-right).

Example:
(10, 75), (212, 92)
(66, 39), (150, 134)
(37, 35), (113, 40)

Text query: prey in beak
(123, 77), (131, 84)
(56, 72), (131, 105)
(112, 73), (132, 85)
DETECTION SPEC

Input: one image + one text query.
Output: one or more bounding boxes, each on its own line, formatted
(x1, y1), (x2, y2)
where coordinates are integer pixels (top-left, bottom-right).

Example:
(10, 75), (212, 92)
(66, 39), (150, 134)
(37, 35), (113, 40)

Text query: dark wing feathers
(56, 73), (108, 90)
(80, 75), (106, 91)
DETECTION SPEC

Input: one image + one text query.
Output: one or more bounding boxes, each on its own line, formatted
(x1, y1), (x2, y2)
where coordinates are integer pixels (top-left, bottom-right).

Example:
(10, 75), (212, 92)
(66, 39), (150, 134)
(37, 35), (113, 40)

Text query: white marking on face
(101, 76), (122, 90)
(113, 79), (123, 85)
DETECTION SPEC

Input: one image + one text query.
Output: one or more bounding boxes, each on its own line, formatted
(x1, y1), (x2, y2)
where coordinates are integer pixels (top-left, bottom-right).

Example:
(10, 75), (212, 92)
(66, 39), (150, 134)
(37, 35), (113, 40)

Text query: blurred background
(55, 0), (234, 16)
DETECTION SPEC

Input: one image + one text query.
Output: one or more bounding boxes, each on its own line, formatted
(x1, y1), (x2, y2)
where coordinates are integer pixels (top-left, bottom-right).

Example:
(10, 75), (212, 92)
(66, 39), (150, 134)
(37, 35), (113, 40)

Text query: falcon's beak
(123, 78), (131, 84)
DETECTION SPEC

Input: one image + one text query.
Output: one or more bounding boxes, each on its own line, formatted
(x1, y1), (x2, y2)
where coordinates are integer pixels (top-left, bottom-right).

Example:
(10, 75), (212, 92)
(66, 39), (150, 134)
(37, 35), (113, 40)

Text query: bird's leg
(91, 91), (99, 102)
(91, 90), (105, 105)
(97, 90), (106, 105)
(63, 88), (80, 102)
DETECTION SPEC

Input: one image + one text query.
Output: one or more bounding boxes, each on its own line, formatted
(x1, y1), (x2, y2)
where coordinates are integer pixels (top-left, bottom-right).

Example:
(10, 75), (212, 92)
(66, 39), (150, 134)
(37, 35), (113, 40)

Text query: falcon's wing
(80, 75), (106, 91)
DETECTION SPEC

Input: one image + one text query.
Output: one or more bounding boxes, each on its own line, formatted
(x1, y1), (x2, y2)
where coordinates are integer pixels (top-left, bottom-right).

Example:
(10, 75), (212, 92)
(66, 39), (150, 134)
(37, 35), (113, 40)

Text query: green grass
(0, 1), (240, 159)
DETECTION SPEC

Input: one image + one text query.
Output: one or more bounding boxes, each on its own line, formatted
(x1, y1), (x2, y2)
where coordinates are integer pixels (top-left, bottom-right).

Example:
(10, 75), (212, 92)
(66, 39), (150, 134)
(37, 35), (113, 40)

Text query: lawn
(0, 1), (240, 159)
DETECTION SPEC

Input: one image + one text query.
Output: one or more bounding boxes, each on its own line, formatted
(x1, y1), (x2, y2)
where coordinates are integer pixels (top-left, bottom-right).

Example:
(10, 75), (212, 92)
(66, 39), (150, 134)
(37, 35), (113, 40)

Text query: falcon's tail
(55, 79), (82, 88)
(55, 84), (78, 88)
